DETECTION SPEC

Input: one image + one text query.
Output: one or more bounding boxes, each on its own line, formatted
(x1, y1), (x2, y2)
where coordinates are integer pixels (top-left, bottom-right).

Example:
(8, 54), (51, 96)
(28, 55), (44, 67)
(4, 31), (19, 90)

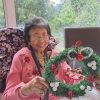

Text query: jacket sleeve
(2, 53), (31, 100)
(52, 50), (82, 85)
(57, 61), (81, 85)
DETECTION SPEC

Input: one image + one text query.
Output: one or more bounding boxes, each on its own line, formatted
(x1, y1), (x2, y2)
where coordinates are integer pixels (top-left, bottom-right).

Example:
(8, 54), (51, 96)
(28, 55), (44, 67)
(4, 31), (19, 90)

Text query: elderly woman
(1, 16), (68, 100)
(2, 16), (100, 100)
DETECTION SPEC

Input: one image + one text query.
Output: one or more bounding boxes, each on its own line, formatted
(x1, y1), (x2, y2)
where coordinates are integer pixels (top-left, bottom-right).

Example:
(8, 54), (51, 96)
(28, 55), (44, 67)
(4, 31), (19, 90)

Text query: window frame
(3, 0), (16, 28)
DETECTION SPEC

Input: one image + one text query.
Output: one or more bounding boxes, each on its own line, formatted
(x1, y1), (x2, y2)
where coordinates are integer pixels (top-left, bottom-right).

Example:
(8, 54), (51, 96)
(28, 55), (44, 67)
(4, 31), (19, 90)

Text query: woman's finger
(32, 87), (45, 97)
(35, 76), (49, 89)
(35, 82), (48, 92)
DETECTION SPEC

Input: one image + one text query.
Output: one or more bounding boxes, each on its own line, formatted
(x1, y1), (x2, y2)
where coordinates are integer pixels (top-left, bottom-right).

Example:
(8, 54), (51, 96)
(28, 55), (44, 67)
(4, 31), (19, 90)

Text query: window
(0, 0), (5, 28)
(15, 0), (100, 51)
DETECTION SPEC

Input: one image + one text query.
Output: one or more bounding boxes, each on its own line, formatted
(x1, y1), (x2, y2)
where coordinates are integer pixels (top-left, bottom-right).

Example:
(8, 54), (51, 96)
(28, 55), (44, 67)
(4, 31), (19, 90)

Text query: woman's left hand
(95, 76), (100, 90)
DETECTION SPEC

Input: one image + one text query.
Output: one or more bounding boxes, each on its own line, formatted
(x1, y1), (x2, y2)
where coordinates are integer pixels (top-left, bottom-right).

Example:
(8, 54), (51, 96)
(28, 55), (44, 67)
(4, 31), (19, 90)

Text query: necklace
(37, 52), (45, 67)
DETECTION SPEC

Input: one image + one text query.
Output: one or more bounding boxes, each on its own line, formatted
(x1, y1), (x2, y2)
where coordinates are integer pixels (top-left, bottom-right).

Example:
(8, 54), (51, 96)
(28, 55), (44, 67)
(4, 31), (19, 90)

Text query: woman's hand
(94, 76), (100, 90)
(20, 76), (49, 97)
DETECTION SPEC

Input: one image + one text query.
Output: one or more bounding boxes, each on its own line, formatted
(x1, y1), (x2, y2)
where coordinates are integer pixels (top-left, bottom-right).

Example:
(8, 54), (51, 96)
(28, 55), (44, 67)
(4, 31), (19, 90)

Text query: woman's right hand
(20, 76), (49, 97)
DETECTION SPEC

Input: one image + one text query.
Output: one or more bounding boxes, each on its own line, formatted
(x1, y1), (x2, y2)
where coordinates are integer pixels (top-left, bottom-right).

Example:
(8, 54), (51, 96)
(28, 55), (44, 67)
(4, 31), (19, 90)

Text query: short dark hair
(24, 16), (51, 45)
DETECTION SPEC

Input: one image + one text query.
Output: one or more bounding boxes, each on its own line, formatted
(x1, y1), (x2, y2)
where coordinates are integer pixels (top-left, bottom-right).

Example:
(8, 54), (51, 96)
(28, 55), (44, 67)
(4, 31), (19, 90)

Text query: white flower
(85, 86), (92, 93)
(80, 85), (85, 90)
(50, 82), (59, 91)
(92, 61), (96, 65)
(50, 82), (55, 87)
(55, 82), (59, 87)
(92, 66), (97, 70)
(87, 86), (92, 91)
(53, 87), (57, 91)
(87, 60), (97, 70)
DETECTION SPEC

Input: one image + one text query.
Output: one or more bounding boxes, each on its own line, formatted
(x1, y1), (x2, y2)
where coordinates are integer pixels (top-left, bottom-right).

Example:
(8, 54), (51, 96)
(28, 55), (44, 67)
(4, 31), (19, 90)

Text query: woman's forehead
(29, 27), (48, 35)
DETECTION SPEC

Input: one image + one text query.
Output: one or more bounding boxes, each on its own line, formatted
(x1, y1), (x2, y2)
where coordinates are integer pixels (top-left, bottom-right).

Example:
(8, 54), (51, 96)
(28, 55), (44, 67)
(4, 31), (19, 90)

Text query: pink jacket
(2, 47), (80, 100)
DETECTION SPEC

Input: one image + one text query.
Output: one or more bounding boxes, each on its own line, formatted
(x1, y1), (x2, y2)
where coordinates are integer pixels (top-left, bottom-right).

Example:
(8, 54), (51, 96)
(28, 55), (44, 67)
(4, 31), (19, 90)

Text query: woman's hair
(24, 16), (51, 45)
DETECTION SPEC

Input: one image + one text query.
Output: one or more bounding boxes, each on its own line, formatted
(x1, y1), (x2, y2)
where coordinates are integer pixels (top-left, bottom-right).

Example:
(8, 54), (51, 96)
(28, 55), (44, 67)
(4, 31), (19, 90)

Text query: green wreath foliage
(43, 46), (100, 98)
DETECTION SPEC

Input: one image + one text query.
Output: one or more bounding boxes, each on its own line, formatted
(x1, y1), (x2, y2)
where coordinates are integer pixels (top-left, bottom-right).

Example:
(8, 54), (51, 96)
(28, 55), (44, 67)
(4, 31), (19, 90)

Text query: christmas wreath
(43, 41), (100, 99)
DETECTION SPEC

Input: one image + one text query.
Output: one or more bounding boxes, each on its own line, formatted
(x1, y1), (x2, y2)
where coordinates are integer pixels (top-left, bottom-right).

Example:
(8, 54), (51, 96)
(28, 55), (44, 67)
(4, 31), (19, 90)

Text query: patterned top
(2, 47), (81, 100)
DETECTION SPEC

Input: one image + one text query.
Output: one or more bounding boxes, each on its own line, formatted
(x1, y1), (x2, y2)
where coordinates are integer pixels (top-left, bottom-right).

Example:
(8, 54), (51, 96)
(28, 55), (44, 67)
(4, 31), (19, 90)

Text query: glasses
(31, 35), (49, 40)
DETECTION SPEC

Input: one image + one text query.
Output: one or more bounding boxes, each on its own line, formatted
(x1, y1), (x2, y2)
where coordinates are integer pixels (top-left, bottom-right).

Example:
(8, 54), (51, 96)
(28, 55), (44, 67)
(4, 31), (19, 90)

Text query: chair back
(0, 28), (25, 92)
(65, 27), (100, 55)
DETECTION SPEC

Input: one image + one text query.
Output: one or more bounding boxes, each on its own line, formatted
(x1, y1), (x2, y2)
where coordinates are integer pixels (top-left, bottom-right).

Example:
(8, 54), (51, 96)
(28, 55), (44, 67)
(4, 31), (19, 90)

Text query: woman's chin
(36, 48), (45, 52)
(33, 46), (47, 52)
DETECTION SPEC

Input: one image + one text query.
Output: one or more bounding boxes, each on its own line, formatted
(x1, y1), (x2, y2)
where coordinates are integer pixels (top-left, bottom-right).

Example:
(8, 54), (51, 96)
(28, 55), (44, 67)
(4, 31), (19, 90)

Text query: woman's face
(29, 27), (49, 52)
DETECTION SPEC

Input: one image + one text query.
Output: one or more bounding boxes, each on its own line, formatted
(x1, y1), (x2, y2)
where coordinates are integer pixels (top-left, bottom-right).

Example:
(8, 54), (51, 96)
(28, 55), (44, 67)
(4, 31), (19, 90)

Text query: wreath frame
(43, 46), (100, 99)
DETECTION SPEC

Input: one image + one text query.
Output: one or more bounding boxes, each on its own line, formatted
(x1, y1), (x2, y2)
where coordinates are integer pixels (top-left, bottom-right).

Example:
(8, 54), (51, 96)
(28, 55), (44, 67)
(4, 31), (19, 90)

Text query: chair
(0, 28), (25, 93)
(64, 27), (100, 55)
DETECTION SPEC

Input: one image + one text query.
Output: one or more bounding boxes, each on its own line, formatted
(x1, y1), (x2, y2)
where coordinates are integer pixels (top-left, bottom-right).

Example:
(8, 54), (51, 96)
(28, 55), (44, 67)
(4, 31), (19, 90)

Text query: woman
(2, 16), (100, 100)
(1, 16), (68, 100)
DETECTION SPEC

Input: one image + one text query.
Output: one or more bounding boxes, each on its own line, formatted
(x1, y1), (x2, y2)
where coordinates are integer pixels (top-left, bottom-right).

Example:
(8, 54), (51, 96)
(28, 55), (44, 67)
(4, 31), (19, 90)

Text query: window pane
(15, 0), (100, 51)
(0, 0), (5, 28)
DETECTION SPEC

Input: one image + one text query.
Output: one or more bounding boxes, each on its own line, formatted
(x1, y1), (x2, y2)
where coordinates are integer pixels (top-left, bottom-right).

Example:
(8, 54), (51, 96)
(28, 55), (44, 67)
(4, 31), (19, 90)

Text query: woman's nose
(38, 37), (44, 42)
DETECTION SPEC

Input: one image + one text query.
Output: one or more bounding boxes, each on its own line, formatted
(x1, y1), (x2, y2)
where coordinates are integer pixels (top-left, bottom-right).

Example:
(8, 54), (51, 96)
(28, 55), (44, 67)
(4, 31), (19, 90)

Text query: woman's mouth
(38, 45), (45, 48)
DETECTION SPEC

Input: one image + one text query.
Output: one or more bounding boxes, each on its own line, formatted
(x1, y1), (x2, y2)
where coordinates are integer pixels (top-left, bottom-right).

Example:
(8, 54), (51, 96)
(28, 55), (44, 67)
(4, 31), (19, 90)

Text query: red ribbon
(75, 40), (82, 47)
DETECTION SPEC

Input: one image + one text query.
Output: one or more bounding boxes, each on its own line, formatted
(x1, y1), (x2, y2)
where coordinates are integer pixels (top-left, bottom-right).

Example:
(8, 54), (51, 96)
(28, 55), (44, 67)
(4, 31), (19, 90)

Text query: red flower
(51, 64), (58, 74)
(67, 90), (73, 100)
(24, 57), (30, 63)
(79, 76), (84, 80)
(75, 40), (82, 47)
(33, 70), (39, 75)
(87, 74), (95, 83)
(76, 53), (84, 61)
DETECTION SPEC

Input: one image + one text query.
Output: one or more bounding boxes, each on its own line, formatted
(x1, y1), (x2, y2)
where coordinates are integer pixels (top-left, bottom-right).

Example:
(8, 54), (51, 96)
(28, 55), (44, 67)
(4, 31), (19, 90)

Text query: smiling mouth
(38, 45), (45, 48)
